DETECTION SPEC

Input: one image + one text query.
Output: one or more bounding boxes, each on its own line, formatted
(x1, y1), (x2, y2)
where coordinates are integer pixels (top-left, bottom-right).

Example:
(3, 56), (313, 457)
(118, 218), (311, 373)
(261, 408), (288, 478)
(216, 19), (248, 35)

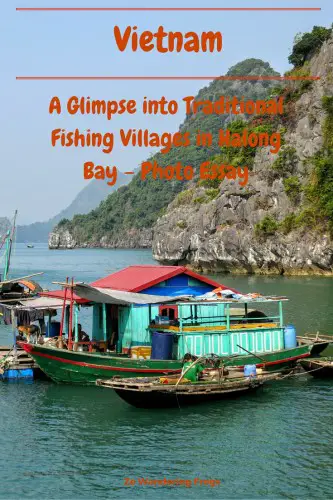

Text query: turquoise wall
(110, 300), (283, 358)
(92, 304), (104, 341)
(118, 305), (159, 350)
(118, 303), (226, 349)
(178, 328), (284, 357)
(92, 304), (112, 341)
(179, 303), (226, 326)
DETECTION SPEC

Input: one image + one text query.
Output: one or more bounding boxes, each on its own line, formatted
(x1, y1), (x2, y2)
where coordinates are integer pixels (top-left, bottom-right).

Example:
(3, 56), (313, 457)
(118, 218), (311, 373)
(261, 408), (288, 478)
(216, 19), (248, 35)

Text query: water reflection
(1, 376), (332, 499)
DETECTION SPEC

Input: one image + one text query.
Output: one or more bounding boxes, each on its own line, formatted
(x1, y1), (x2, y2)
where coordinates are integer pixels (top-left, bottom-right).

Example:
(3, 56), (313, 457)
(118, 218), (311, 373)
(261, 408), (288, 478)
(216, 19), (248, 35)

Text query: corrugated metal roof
(74, 284), (188, 305)
(91, 265), (224, 292)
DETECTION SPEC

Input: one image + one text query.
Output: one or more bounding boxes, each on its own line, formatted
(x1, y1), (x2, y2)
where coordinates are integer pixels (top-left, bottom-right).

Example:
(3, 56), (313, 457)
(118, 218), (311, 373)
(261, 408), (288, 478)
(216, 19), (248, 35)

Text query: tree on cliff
(288, 25), (332, 67)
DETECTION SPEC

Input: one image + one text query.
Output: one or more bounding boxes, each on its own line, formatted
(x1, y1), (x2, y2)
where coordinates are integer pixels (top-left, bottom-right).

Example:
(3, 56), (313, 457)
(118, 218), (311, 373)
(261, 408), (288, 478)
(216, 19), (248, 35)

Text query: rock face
(49, 230), (76, 249)
(152, 37), (333, 275)
(97, 229), (152, 249)
(49, 228), (152, 249)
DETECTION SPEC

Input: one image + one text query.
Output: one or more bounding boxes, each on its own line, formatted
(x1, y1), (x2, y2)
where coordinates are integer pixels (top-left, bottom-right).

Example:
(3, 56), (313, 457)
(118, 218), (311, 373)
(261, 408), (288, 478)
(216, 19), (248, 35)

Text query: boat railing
(72, 340), (108, 353)
(149, 314), (282, 335)
(46, 338), (109, 353)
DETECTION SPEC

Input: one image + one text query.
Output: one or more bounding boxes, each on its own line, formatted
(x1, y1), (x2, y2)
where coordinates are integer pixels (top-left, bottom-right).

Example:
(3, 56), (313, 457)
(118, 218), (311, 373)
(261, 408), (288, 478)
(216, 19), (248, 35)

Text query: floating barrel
(151, 331), (174, 360)
(244, 364), (257, 378)
(284, 324), (297, 349)
(2, 368), (34, 379)
(46, 321), (61, 338)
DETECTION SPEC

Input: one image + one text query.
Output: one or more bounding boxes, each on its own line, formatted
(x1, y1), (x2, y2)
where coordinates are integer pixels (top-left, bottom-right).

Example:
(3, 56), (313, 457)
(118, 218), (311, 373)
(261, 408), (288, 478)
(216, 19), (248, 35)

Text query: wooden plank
(0, 272), (44, 286)
(150, 323), (278, 333)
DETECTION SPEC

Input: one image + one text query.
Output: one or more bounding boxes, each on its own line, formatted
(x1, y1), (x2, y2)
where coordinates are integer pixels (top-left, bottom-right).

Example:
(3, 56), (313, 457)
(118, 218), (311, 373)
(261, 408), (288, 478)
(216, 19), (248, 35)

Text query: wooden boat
(0, 211), (46, 379)
(0, 211), (43, 301)
(23, 342), (315, 385)
(19, 269), (329, 385)
(96, 372), (283, 408)
(299, 357), (333, 378)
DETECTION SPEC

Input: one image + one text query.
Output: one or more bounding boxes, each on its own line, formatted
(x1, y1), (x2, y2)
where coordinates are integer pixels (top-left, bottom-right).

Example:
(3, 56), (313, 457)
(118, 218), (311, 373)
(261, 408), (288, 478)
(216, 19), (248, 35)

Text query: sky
(1, 0), (332, 224)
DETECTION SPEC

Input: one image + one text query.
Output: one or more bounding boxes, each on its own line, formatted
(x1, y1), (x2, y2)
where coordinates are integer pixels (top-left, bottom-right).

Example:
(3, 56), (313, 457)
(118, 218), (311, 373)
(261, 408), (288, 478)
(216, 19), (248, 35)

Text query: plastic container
(155, 315), (170, 325)
(46, 321), (61, 338)
(151, 331), (174, 360)
(244, 364), (257, 378)
(284, 324), (297, 349)
(3, 368), (34, 379)
(131, 346), (152, 359)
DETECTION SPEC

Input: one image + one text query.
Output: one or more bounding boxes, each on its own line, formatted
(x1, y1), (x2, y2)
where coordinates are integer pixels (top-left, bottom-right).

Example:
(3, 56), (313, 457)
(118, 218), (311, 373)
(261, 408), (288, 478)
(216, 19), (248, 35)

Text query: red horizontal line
(24, 346), (181, 373)
(16, 76), (320, 81)
(124, 171), (135, 175)
(16, 7), (321, 12)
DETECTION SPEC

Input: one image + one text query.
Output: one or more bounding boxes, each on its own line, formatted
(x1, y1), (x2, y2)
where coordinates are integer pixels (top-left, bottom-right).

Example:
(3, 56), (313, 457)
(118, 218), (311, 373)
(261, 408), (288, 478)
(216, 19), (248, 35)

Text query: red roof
(91, 265), (225, 292)
(40, 289), (88, 304)
(41, 265), (237, 301)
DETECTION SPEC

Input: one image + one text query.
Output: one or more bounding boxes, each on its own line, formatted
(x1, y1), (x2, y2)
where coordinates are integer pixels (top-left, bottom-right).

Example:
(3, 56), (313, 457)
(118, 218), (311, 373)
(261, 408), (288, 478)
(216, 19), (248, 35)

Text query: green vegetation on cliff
(255, 215), (279, 237)
(254, 28), (333, 241)
(255, 93), (333, 239)
(304, 96), (333, 233)
(278, 95), (333, 235)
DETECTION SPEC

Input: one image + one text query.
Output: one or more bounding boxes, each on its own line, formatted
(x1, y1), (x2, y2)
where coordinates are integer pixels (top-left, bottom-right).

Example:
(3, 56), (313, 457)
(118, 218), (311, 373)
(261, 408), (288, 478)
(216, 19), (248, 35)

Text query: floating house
(42, 265), (226, 353)
(19, 266), (326, 384)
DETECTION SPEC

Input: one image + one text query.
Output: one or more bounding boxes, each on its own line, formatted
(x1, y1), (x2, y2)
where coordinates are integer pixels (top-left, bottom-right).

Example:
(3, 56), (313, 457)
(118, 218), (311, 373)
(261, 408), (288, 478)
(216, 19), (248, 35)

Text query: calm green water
(0, 244), (332, 499)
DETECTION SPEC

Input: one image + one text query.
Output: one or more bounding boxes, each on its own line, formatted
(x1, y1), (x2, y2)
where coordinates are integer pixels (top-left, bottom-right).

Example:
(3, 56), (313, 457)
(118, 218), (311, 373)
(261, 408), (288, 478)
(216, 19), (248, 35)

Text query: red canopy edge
(40, 289), (89, 304)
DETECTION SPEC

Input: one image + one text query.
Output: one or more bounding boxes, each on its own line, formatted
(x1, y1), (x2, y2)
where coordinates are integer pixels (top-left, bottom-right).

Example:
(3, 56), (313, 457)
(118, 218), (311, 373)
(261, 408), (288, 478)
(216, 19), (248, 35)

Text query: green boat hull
(23, 343), (313, 385)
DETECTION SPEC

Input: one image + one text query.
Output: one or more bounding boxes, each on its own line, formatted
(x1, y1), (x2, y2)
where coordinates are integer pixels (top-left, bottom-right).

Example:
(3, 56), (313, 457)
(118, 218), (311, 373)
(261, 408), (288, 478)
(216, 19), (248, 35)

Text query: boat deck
(96, 371), (282, 394)
(0, 346), (40, 375)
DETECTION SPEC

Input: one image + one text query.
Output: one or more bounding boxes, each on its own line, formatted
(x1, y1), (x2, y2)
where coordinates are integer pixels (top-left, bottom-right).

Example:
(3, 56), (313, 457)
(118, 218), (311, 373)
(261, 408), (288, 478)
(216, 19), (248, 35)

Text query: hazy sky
(1, 0), (332, 223)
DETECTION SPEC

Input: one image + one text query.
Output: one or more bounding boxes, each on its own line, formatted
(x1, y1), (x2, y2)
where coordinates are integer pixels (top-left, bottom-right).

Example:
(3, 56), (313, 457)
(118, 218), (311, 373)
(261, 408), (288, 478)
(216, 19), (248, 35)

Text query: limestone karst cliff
(49, 27), (333, 275)
(152, 32), (333, 274)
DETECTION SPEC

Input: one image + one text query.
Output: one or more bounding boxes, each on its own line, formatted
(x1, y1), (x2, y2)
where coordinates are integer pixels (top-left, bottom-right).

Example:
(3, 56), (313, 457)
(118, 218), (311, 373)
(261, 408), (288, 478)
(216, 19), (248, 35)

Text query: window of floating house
(159, 305), (178, 319)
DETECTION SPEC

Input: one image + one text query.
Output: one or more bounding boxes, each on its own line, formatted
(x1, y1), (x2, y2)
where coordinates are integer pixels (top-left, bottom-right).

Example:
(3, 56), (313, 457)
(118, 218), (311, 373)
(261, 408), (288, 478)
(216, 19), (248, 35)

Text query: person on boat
(76, 324), (90, 343)
(109, 331), (117, 351)
(181, 354), (205, 382)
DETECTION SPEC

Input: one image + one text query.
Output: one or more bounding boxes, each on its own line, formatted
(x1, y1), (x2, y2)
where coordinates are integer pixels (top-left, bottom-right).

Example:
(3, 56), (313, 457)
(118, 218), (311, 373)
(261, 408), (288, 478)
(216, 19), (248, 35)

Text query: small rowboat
(96, 372), (283, 408)
(299, 357), (333, 378)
